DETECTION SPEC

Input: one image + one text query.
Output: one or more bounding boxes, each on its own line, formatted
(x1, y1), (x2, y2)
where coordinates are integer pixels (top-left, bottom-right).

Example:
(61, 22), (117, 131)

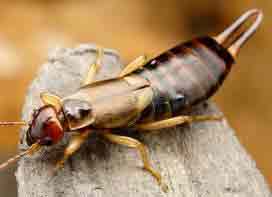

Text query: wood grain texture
(16, 44), (271, 197)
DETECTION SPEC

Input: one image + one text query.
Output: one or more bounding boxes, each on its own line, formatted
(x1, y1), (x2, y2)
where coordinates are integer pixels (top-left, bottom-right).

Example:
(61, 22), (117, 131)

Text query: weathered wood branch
(16, 45), (271, 197)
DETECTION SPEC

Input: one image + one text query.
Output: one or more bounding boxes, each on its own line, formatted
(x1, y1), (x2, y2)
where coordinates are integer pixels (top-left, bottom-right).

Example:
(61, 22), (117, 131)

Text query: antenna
(0, 120), (30, 170)
(0, 121), (27, 126)
(0, 143), (40, 170)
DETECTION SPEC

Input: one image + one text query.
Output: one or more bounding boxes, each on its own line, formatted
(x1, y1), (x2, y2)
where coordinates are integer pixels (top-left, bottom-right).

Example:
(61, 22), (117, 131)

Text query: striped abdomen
(136, 36), (234, 121)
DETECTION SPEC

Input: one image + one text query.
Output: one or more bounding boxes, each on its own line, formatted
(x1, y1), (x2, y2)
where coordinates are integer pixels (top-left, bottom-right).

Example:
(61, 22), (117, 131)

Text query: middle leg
(119, 55), (148, 77)
(82, 47), (104, 86)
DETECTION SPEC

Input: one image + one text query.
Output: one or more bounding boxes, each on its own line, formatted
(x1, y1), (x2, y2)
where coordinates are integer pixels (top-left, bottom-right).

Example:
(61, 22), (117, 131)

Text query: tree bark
(16, 44), (271, 197)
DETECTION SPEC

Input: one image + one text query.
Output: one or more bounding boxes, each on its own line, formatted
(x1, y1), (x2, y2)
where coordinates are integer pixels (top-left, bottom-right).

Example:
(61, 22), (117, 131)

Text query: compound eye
(39, 136), (53, 146)
(26, 127), (35, 146)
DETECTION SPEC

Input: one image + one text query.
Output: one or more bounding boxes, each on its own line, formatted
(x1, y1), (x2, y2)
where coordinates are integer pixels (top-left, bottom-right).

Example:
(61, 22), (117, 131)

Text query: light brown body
(0, 9), (263, 193)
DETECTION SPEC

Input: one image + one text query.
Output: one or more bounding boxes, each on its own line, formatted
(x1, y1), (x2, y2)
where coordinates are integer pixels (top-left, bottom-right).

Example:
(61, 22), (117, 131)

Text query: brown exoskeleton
(0, 9), (263, 192)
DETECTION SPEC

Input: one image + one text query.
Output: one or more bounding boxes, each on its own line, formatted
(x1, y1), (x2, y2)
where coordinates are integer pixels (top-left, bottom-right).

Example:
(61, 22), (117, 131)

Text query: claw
(54, 156), (67, 172)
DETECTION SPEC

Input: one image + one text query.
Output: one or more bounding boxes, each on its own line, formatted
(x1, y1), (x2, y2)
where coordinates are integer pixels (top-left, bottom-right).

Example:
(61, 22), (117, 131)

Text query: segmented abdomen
(136, 36), (234, 121)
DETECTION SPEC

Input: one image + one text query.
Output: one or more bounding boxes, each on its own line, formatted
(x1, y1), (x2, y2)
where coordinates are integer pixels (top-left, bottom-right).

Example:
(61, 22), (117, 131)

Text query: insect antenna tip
(0, 121), (27, 127)
(0, 143), (41, 171)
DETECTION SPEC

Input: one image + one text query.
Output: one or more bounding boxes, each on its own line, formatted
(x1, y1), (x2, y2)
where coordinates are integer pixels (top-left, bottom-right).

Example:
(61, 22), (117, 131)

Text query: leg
(55, 129), (92, 169)
(136, 115), (223, 131)
(119, 55), (148, 77)
(102, 132), (168, 192)
(40, 92), (62, 112)
(82, 47), (104, 86)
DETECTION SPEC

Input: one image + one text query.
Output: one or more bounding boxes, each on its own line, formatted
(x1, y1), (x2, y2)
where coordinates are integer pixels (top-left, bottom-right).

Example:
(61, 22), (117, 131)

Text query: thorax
(61, 75), (151, 130)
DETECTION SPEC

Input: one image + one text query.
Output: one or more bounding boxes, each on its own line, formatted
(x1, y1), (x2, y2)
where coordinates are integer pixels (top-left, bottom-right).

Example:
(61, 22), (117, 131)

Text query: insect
(0, 9), (263, 192)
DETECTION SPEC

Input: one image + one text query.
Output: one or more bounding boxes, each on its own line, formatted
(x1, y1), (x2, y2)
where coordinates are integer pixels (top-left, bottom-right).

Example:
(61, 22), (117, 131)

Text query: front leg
(55, 129), (92, 170)
(40, 92), (62, 112)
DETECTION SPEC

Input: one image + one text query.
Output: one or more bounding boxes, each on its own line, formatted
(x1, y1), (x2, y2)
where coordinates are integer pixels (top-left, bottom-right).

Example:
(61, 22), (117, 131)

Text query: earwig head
(26, 105), (64, 146)
(0, 94), (64, 170)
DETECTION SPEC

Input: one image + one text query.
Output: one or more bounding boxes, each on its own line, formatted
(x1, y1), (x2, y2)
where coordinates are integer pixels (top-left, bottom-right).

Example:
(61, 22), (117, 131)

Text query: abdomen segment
(136, 36), (234, 121)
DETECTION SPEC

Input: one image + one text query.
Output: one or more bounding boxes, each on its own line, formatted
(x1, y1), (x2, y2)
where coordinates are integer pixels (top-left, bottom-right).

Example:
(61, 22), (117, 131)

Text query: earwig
(0, 9), (263, 192)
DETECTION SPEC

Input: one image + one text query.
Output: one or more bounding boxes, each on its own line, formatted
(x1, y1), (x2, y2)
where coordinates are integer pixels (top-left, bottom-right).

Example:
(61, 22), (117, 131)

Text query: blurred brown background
(0, 0), (270, 196)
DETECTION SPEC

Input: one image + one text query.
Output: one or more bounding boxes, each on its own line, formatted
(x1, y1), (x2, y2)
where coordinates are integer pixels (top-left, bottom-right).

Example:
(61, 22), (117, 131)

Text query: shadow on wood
(16, 45), (271, 197)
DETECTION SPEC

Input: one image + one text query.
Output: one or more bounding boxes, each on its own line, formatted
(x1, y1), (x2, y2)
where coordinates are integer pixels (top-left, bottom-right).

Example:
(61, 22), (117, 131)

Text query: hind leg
(102, 132), (168, 192)
(135, 115), (223, 131)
